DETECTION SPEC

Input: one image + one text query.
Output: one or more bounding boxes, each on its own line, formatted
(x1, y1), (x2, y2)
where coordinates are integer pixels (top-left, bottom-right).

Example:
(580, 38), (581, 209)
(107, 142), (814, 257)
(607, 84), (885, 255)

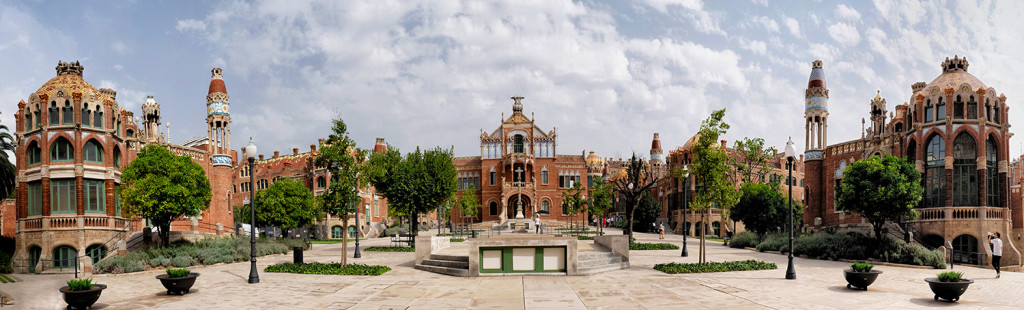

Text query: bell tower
(805, 60), (829, 152)
(207, 68), (232, 166)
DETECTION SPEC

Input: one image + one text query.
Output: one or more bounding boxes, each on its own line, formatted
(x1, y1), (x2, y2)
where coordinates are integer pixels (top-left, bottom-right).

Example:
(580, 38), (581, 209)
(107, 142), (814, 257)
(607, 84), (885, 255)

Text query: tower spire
(804, 60), (830, 153)
(207, 67), (232, 165)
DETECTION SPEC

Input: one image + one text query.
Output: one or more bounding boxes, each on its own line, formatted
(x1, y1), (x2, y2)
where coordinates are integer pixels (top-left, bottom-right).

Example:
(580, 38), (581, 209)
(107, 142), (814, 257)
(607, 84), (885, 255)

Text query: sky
(2, 0), (1023, 162)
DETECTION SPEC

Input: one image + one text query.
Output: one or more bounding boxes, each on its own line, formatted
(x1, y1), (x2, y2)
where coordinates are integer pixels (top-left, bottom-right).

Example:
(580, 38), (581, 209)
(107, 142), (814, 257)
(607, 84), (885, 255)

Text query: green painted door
(28, 246), (41, 273)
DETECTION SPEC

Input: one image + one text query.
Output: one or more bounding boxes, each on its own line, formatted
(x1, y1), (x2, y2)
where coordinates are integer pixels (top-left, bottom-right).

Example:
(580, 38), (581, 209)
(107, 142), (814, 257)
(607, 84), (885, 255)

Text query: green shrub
(577, 236), (594, 240)
(850, 262), (874, 272)
(629, 242), (679, 250)
(166, 268), (191, 277)
(94, 255), (145, 274)
(66, 278), (94, 291)
(264, 262), (390, 275)
(364, 246), (414, 252)
(879, 238), (946, 269)
(0, 251), (12, 274)
(0, 274), (14, 283)
(729, 232), (759, 249)
(937, 271), (963, 282)
(149, 256), (171, 268)
(170, 256), (193, 267)
(755, 233), (787, 252)
(449, 238), (465, 242)
(654, 260), (777, 274)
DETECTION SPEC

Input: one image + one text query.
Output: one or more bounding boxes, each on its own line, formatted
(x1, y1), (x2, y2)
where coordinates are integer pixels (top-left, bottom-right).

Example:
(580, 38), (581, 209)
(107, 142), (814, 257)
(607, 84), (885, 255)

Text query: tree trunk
(700, 211), (707, 264)
(160, 223), (171, 247)
(340, 214), (349, 267)
(628, 198), (638, 241)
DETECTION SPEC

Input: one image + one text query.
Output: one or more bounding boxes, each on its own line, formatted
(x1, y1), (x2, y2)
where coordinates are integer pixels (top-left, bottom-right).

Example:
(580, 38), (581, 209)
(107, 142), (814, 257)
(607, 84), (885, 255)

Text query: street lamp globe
(785, 137), (795, 160)
(627, 182), (634, 190)
(244, 138), (258, 160)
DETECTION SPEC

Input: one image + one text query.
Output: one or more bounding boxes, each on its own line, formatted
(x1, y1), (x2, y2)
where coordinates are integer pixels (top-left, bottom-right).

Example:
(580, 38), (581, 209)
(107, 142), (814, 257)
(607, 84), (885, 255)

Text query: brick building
(802, 57), (1021, 268)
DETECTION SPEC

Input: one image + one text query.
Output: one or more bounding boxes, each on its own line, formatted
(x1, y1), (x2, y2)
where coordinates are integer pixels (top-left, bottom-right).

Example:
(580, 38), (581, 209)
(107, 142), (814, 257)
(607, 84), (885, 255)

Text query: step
(430, 254), (469, 262)
(578, 262), (630, 275)
(415, 264), (469, 277)
(578, 256), (621, 268)
(578, 252), (617, 260)
(421, 259), (470, 269)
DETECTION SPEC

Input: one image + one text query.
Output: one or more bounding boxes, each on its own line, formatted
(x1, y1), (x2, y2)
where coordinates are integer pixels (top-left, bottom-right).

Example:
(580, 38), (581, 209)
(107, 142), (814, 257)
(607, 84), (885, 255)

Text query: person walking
(989, 232), (1003, 278)
(658, 223), (665, 239)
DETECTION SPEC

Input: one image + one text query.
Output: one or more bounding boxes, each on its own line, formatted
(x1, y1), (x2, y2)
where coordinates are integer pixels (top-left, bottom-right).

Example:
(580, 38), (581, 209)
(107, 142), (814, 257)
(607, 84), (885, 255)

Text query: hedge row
(94, 236), (304, 274)
(363, 246), (415, 252)
(735, 230), (945, 269)
(630, 242), (680, 250)
(654, 260), (777, 274)
(265, 262), (390, 275)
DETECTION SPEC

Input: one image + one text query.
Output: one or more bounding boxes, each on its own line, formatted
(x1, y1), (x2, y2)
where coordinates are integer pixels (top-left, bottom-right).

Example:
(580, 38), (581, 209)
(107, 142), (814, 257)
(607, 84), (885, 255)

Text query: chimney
(310, 144), (317, 152)
(720, 140), (727, 147)
(259, 154), (264, 161)
(800, 154), (804, 161)
(273, 150), (280, 158)
(293, 148), (299, 155)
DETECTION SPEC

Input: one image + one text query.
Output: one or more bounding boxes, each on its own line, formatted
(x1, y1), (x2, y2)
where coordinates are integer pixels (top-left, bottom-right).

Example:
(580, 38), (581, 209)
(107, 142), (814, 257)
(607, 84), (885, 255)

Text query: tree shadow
(908, 297), (964, 307)
(825, 285), (867, 293)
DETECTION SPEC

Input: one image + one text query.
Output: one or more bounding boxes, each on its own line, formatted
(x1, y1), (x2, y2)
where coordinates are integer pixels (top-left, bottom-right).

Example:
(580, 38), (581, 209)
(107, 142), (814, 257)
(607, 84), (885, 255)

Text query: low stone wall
(594, 235), (629, 262)
(415, 235), (451, 265)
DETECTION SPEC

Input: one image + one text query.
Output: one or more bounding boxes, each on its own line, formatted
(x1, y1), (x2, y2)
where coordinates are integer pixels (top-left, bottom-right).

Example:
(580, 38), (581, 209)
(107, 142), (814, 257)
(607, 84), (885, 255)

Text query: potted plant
(925, 271), (974, 302)
(60, 278), (106, 310)
(844, 262), (882, 291)
(156, 268), (200, 295)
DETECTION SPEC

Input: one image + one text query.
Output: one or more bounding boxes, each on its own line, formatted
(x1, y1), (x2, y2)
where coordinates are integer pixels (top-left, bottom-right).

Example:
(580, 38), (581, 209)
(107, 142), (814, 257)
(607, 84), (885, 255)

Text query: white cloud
(175, 19), (207, 32)
(835, 4), (861, 20)
(739, 39), (767, 54)
(784, 17), (800, 37)
(827, 22), (861, 46)
(750, 16), (780, 33)
(111, 41), (129, 55)
(641, 0), (724, 35)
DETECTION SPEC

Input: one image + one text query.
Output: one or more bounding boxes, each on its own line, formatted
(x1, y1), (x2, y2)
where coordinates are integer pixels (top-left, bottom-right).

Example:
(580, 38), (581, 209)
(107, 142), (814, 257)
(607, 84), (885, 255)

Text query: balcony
(19, 215), (136, 232)
(503, 181), (535, 189)
(916, 206), (1005, 222)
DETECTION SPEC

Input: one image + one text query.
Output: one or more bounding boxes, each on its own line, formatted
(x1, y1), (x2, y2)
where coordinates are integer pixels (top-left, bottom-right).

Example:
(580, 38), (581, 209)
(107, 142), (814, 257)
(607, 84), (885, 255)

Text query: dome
(34, 61), (109, 103)
(586, 151), (602, 166)
(208, 79), (227, 94)
(807, 60), (826, 88)
(917, 71), (987, 97)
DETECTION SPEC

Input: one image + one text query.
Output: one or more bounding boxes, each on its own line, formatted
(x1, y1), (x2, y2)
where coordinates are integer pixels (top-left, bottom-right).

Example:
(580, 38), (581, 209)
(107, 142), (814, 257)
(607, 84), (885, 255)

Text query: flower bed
(363, 246), (415, 252)
(265, 262), (390, 275)
(654, 260), (777, 274)
(630, 242), (679, 250)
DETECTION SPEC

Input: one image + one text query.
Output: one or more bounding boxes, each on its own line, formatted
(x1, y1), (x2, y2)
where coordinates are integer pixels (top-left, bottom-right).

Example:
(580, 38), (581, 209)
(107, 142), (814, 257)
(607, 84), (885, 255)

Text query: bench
(391, 234), (415, 247)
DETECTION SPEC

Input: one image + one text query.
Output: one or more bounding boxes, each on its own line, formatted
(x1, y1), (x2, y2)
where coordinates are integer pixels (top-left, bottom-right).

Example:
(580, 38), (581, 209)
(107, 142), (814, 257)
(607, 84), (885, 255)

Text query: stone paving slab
(2, 229), (1022, 309)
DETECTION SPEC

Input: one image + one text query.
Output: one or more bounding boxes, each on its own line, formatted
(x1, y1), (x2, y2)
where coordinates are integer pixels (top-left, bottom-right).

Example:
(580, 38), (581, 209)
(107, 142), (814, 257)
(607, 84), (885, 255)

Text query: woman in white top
(989, 232), (1002, 278)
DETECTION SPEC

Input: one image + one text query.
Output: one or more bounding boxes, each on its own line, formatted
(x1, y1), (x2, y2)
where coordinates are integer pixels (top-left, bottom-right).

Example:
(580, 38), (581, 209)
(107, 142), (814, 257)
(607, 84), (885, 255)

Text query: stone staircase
(415, 254), (469, 277)
(577, 251), (629, 275)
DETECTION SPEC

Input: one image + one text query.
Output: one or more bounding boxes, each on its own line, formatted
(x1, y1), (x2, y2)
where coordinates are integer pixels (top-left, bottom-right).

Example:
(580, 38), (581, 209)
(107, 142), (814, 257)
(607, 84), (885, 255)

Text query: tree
(835, 155), (923, 245)
(730, 183), (802, 236)
(587, 176), (613, 235)
(731, 137), (776, 184)
(367, 145), (457, 242)
(237, 179), (318, 232)
(120, 144), (212, 246)
(612, 154), (659, 241)
(0, 114), (15, 199)
(690, 109), (741, 264)
(561, 182), (587, 230)
(634, 191), (661, 233)
(313, 118), (367, 266)
(455, 184), (480, 230)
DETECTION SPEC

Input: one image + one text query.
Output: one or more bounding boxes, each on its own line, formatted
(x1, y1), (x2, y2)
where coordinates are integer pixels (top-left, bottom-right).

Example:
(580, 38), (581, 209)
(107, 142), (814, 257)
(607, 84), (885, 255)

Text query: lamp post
(244, 138), (259, 284)
(627, 182), (634, 238)
(354, 201), (361, 259)
(682, 166), (689, 257)
(785, 137), (797, 280)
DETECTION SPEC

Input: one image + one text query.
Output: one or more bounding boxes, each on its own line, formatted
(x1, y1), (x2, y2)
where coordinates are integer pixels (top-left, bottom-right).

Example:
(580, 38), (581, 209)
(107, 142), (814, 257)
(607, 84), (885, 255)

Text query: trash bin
(293, 246), (304, 264)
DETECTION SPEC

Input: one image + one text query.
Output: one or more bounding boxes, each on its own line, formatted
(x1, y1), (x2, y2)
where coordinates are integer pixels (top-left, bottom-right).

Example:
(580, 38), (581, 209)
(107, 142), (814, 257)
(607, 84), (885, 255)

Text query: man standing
(534, 214), (541, 234)
(989, 232), (1003, 278)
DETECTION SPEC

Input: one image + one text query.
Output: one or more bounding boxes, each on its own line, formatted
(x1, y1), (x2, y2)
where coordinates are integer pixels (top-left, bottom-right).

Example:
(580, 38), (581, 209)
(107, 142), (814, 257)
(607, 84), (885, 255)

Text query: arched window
(86, 244), (107, 264)
(50, 137), (74, 162)
(541, 200), (549, 213)
(712, 222), (720, 236)
(895, 123), (903, 133)
(906, 141), (916, 163)
(317, 177), (326, 188)
(49, 101), (60, 125)
(953, 95), (964, 119)
(513, 135), (524, 153)
(952, 133), (977, 206)
(62, 100), (73, 125)
(331, 226), (343, 239)
(952, 234), (978, 264)
(25, 111), (32, 131)
(966, 96), (977, 119)
(126, 129), (134, 138)
(84, 140), (103, 163)
(52, 245), (77, 269)
(34, 109), (40, 129)
(924, 100), (933, 122)
(81, 104), (91, 127)
(936, 97), (946, 120)
(94, 105), (103, 128)
(489, 201), (498, 216)
(986, 137), (999, 207)
(994, 104), (1001, 124)
(348, 226), (357, 238)
(924, 135), (945, 207)
(27, 141), (41, 165)
(113, 147), (121, 168)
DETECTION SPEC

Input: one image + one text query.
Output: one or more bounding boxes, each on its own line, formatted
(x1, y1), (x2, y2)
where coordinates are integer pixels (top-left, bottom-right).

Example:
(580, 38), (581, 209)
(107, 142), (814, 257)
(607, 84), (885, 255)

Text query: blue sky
(2, 0), (1023, 161)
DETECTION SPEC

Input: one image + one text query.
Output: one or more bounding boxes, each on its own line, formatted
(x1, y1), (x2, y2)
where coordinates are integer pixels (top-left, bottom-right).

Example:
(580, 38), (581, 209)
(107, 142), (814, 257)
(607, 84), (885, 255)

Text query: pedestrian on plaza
(534, 214), (541, 234)
(989, 232), (1003, 278)
(658, 223), (664, 239)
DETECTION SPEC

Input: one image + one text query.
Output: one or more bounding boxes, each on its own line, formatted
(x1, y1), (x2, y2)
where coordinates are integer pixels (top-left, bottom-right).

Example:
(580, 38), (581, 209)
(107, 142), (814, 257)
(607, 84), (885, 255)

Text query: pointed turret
(804, 60), (830, 153)
(207, 68), (232, 164)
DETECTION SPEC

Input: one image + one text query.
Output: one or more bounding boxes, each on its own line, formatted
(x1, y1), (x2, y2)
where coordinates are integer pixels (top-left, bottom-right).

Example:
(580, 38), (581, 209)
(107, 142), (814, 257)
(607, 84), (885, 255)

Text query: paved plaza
(2, 229), (1021, 309)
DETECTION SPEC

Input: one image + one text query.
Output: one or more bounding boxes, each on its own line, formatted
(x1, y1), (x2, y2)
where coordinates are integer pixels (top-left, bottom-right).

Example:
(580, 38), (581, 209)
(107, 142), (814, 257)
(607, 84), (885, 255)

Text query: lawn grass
(0, 274), (13, 283)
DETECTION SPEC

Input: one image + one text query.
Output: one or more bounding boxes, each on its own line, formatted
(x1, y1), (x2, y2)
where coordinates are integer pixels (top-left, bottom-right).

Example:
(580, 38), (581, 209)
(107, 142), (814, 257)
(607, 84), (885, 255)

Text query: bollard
(471, 230), (477, 238)
(293, 246), (304, 264)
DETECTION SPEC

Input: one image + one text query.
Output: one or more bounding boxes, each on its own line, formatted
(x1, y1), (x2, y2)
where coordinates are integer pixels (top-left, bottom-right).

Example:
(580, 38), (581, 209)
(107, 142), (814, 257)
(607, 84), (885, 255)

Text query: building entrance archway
(506, 194), (532, 219)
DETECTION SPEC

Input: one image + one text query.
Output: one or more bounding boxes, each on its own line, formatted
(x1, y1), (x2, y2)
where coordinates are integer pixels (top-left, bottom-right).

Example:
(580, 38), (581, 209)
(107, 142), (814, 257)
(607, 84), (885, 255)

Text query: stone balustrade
(916, 206), (1005, 222)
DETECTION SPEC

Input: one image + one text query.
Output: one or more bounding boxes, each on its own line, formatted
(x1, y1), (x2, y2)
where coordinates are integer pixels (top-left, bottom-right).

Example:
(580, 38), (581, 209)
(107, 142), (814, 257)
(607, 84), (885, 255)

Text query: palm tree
(0, 113), (15, 199)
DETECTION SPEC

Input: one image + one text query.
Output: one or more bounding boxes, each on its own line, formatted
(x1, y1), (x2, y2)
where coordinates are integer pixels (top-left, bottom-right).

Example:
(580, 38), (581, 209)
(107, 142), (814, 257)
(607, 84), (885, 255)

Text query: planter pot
(924, 277), (974, 302)
(844, 269), (882, 291)
(156, 273), (200, 295)
(60, 284), (107, 310)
